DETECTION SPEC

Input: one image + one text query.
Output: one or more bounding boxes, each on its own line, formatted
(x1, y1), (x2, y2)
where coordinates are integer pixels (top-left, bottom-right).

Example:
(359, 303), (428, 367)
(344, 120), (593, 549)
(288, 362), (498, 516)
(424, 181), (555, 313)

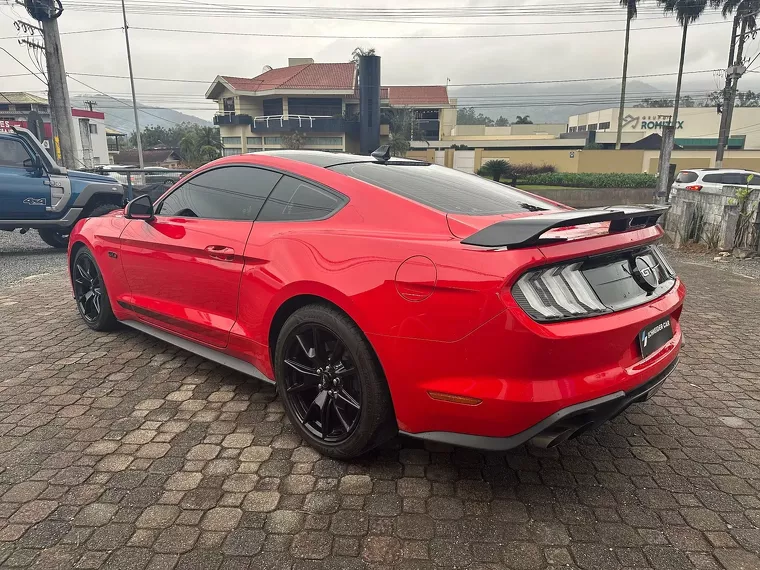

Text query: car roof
(256, 150), (424, 168)
(684, 168), (758, 174)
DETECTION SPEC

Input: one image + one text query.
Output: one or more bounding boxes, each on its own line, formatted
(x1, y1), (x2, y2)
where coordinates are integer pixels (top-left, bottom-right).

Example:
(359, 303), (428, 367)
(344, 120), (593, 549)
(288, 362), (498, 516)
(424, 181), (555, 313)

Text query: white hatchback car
(671, 168), (760, 197)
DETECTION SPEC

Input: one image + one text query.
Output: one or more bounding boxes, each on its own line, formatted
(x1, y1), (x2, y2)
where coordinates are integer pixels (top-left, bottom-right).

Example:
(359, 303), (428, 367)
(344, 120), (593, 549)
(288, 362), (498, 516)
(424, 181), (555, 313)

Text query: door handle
(205, 245), (235, 261)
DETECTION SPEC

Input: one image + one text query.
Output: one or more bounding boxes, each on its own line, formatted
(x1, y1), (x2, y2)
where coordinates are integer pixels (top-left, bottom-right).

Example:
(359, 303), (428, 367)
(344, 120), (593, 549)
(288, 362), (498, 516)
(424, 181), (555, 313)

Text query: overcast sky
(1, 0), (755, 122)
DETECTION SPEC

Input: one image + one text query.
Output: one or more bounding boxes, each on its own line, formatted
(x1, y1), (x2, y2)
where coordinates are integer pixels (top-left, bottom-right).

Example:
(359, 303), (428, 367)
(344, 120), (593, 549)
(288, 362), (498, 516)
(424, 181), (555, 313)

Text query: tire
(37, 228), (70, 249)
(275, 304), (395, 459)
(72, 247), (118, 332)
(86, 203), (122, 218)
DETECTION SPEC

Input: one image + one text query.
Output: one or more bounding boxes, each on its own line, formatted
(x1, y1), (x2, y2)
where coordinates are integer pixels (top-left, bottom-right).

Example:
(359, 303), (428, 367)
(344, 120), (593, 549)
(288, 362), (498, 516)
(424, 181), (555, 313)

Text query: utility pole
(84, 99), (97, 112)
(121, 0), (144, 167)
(716, 15), (749, 167)
(25, 0), (78, 169)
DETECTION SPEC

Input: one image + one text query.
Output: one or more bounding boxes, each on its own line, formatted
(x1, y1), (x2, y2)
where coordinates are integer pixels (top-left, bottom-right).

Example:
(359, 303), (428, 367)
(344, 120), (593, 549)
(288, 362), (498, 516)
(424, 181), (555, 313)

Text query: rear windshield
(675, 171), (698, 183)
(329, 162), (557, 215)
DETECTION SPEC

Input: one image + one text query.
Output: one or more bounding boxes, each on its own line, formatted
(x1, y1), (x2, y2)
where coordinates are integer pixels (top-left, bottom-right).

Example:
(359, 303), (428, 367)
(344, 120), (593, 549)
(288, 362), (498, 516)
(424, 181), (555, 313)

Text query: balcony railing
(251, 115), (359, 135)
(213, 113), (253, 126)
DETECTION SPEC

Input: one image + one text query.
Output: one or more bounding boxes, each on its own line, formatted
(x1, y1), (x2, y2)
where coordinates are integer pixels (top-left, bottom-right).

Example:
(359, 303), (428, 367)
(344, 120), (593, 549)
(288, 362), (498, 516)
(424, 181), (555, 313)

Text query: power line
(128, 19), (729, 40)
(57, 67), (723, 88)
(0, 27), (122, 41)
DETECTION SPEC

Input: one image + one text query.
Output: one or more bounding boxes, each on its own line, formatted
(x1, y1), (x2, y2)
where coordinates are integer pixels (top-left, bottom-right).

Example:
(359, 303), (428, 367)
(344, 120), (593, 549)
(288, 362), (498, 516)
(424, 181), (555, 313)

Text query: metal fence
(84, 168), (193, 201)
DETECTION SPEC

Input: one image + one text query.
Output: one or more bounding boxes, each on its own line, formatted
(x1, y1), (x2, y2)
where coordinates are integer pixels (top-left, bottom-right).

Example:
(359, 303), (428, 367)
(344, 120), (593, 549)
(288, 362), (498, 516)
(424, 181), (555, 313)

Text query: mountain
(449, 80), (669, 124)
(70, 95), (211, 133)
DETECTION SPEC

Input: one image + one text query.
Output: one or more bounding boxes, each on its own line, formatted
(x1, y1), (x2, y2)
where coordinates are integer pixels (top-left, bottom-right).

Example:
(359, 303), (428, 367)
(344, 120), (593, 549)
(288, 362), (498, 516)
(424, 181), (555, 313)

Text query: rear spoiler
(461, 205), (669, 249)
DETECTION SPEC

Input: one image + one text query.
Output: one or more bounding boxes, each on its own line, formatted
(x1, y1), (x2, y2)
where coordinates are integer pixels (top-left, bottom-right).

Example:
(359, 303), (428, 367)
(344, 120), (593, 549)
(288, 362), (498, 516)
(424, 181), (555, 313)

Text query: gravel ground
(662, 244), (760, 281)
(0, 231), (67, 287)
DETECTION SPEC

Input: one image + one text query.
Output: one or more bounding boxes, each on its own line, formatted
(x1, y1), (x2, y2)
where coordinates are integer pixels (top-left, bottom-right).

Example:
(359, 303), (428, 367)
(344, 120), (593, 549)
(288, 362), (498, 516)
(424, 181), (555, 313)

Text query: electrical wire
(127, 19), (729, 40)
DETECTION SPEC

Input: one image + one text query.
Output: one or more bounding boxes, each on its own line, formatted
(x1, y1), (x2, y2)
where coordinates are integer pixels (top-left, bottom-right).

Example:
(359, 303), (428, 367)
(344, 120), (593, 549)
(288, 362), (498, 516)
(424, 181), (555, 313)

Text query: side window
(0, 138), (31, 168)
(721, 173), (745, 185)
(702, 174), (722, 183)
(257, 176), (344, 222)
(156, 166), (281, 220)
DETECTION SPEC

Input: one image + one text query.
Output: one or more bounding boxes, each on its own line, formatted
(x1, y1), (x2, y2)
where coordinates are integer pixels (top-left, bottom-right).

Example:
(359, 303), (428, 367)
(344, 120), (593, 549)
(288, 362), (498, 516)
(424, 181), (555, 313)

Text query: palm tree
(351, 47), (376, 67)
(713, 0), (759, 30)
(479, 159), (512, 181)
(515, 115), (533, 124)
(658, 0), (709, 130)
(616, 0), (641, 150)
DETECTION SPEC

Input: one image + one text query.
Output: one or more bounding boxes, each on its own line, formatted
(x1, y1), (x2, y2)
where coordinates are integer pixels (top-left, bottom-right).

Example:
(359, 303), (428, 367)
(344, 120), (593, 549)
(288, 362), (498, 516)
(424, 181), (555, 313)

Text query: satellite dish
(262, 65), (273, 73)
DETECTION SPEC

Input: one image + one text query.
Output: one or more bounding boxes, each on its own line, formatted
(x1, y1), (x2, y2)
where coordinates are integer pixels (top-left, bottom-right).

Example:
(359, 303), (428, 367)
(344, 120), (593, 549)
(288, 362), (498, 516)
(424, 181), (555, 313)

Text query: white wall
(70, 113), (109, 168)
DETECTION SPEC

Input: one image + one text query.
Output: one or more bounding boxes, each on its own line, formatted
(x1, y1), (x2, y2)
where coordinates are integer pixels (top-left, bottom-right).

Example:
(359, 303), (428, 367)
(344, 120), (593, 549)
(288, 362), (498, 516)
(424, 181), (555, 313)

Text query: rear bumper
(401, 357), (678, 451)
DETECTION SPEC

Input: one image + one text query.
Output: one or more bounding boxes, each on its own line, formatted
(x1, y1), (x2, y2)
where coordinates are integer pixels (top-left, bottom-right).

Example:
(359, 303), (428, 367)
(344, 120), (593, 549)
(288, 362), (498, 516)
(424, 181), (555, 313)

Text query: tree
(617, 0), (641, 149)
(456, 107), (494, 126)
(658, 0), (709, 128)
(634, 96), (698, 107)
(178, 124), (222, 168)
(479, 159), (512, 182)
(281, 131), (306, 149)
(656, 0), (710, 196)
(387, 108), (412, 157)
(704, 89), (760, 107)
(351, 47), (376, 67)
(495, 116), (510, 126)
(515, 115), (533, 124)
(713, 0), (758, 31)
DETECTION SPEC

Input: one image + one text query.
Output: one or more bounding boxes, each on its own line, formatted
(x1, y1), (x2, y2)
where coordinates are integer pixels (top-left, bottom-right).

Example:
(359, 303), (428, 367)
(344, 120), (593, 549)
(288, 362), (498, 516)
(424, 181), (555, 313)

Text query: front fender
(71, 182), (125, 209)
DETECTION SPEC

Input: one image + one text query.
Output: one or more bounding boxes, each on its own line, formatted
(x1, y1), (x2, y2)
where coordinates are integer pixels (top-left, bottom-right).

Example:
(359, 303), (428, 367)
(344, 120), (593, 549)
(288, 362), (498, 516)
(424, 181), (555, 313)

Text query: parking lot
(0, 235), (759, 570)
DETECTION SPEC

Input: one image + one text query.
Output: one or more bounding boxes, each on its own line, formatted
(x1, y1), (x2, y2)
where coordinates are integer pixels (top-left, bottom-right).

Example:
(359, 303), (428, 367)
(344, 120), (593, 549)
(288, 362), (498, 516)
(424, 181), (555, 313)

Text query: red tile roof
(386, 86), (450, 106)
(221, 62), (355, 93)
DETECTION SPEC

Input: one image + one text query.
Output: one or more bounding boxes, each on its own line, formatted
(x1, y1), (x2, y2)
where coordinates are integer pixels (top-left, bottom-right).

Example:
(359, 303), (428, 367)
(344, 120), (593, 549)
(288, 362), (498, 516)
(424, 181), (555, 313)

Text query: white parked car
(671, 168), (760, 197)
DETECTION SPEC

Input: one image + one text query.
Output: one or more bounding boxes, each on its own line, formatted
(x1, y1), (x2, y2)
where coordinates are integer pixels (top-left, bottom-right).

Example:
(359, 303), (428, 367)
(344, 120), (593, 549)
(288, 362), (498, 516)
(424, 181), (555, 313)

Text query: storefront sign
(622, 114), (684, 130)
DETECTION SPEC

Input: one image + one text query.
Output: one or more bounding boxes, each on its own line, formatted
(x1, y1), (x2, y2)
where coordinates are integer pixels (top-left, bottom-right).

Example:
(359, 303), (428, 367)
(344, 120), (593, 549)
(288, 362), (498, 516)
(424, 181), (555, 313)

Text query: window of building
(587, 124), (598, 131)
(93, 156), (101, 164)
(577, 125), (587, 132)
(287, 97), (342, 116)
(598, 121), (611, 130)
(222, 137), (242, 145)
(264, 137), (282, 145)
(305, 137), (343, 146)
(0, 137), (31, 167)
(223, 148), (242, 156)
(263, 98), (283, 116)
(568, 126), (577, 133)
(89, 123), (98, 134)
(223, 98), (235, 113)
(247, 137), (262, 145)
(330, 162), (557, 216)
(157, 166), (282, 220)
(258, 176), (345, 221)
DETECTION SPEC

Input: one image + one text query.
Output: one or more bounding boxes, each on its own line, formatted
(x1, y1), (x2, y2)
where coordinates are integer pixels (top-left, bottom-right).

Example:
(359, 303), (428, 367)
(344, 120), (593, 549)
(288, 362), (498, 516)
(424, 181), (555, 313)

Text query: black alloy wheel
(282, 323), (362, 443)
(73, 253), (104, 324)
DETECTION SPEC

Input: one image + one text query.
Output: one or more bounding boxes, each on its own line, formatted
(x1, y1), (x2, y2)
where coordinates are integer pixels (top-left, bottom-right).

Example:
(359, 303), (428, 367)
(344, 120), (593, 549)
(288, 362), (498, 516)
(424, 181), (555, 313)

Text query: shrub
(511, 163), (556, 177)
(521, 172), (657, 188)
(479, 159), (512, 181)
(477, 161), (556, 182)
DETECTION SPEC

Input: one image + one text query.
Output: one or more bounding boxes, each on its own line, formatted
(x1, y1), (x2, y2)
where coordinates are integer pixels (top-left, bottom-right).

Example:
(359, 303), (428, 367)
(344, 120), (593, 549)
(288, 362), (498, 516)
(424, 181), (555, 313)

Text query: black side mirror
(23, 155), (42, 171)
(125, 194), (154, 221)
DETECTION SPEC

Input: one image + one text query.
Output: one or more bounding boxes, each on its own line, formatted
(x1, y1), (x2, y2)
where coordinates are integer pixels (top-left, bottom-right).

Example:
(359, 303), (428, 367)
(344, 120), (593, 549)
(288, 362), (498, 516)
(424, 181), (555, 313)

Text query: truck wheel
(37, 229), (70, 249)
(87, 203), (123, 218)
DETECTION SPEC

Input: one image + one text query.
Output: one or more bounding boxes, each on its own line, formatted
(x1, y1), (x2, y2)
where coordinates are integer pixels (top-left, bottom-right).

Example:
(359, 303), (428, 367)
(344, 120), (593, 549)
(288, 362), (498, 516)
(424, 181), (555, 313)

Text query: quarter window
(258, 176), (344, 221)
(0, 138), (31, 167)
(721, 173), (746, 185)
(157, 166), (281, 220)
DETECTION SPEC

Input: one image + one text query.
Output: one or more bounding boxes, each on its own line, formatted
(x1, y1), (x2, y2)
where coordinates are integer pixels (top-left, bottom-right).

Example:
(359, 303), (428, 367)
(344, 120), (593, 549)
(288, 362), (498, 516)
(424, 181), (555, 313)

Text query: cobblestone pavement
(0, 259), (759, 570)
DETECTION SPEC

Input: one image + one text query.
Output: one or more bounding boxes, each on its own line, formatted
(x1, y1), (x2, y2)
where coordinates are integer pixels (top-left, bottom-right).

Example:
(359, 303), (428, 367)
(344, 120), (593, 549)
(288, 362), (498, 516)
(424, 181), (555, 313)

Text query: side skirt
(121, 319), (275, 385)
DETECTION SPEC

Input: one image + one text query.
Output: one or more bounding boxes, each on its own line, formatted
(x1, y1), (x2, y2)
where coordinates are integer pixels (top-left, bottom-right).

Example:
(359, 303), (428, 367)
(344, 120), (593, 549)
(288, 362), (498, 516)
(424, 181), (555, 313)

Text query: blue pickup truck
(0, 127), (124, 248)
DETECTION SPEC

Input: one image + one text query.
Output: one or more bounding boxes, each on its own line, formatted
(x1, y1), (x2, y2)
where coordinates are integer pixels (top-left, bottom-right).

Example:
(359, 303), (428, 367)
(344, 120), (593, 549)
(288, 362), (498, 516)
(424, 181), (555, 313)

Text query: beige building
(568, 107), (757, 150)
(205, 58), (455, 155)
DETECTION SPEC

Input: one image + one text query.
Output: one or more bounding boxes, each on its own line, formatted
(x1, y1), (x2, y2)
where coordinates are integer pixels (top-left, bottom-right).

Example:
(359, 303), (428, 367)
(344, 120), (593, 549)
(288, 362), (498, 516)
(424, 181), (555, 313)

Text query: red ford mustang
(68, 149), (685, 458)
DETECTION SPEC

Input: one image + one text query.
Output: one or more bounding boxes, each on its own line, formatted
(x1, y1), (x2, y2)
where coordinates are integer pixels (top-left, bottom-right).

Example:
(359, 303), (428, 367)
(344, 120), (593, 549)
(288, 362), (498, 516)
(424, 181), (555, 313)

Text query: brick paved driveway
(0, 259), (759, 570)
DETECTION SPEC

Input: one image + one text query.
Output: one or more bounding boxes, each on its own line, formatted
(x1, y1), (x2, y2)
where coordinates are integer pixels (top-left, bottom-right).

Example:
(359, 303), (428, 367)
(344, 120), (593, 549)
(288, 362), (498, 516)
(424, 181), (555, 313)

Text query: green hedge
(521, 172), (657, 188)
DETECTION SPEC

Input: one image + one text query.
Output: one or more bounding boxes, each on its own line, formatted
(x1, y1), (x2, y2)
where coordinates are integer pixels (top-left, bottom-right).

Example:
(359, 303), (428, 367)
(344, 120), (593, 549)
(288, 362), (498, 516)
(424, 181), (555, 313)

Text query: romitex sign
(622, 114), (684, 130)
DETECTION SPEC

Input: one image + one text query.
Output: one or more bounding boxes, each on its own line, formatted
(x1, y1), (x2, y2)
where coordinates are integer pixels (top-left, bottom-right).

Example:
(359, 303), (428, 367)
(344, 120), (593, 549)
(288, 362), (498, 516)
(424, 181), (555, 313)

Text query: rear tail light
(685, 185), (702, 192)
(513, 262), (609, 321)
(512, 246), (676, 322)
